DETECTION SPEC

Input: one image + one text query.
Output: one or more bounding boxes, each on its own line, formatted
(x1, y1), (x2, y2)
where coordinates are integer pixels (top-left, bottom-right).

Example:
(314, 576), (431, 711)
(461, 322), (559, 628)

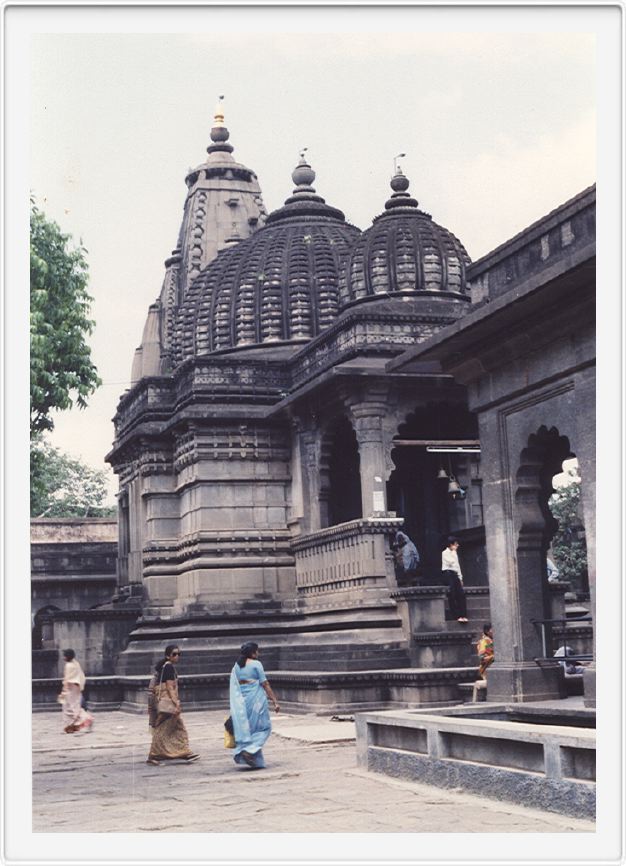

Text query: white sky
(28, 12), (598, 504)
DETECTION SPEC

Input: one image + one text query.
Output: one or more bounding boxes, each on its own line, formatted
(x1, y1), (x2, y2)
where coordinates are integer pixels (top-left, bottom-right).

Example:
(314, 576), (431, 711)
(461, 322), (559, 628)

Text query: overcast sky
(27, 8), (599, 504)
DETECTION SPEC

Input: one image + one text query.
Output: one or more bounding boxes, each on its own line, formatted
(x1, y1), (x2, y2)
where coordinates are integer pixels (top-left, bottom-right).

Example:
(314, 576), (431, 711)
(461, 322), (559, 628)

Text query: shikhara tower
(130, 98), (267, 385)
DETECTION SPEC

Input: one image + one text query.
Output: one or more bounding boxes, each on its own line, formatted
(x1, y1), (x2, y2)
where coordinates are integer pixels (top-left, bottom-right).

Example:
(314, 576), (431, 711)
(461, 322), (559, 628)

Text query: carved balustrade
(291, 517), (403, 598)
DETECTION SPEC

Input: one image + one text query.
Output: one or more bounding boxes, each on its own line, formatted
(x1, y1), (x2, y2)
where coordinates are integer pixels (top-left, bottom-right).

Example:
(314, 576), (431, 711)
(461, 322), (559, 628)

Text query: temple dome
(338, 168), (471, 308)
(173, 155), (360, 362)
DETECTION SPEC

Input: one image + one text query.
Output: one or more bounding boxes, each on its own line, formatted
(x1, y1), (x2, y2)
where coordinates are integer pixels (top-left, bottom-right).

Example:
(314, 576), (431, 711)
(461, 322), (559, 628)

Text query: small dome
(173, 157), (360, 362)
(338, 170), (471, 308)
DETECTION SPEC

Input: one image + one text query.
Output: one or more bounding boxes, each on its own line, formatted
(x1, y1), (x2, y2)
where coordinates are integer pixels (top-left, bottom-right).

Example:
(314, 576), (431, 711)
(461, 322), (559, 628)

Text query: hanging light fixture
(437, 466), (448, 480)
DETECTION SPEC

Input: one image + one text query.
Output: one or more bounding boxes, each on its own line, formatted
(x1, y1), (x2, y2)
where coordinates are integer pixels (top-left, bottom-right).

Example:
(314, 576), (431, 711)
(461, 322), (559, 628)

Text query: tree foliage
(30, 199), (101, 435)
(31, 437), (116, 518)
(549, 468), (588, 592)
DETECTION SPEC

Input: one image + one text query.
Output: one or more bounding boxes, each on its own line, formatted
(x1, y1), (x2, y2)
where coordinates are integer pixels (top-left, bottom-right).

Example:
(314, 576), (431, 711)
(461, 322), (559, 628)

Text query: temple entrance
(319, 416), (362, 528)
(386, 402), (480, 581)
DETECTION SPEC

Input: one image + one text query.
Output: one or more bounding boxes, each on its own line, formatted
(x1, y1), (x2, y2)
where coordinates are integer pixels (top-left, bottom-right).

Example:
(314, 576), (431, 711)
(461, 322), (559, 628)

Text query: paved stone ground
(32, 709), (594, 833)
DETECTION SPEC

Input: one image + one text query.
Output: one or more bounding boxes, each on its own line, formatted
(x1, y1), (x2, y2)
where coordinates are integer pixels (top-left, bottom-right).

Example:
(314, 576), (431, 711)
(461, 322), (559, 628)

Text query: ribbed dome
(339, 169), (471, 308)
(173, 156), (360, 362)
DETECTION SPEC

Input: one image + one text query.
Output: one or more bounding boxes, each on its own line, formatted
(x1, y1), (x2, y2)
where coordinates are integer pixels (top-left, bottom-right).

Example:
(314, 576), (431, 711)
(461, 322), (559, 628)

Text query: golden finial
(214, 95), (225, 127)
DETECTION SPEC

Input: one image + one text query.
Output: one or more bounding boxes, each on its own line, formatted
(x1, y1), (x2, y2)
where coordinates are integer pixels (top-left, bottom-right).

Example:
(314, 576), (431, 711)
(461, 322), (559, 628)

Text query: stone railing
(468, 185), (595, 304)
(292, 517), (403, 597)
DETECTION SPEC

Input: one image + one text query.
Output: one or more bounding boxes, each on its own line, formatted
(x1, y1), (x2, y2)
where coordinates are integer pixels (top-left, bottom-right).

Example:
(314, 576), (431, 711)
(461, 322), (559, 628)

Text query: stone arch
(32, 604), (61, 650)
(319, 415), (362, 528)
(393, 401), (479, 444)
(515, 425), (574, 615)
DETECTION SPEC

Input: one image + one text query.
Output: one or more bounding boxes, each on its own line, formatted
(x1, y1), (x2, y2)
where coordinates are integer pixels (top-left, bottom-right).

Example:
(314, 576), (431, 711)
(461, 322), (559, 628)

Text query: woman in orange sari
(147, 645), (199, 766)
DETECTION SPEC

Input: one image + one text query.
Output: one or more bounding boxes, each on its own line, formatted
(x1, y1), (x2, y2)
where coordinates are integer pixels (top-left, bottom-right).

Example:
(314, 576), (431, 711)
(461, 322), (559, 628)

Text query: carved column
(574, 367), (595, 708)
(479, 411), (562, 703)
(299, 425), (322, 534)
(347, 391), (390, 519)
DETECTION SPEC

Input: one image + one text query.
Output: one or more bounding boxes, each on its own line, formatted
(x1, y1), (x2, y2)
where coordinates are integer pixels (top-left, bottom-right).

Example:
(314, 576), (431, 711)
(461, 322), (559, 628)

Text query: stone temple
(33, 101), (595, 715)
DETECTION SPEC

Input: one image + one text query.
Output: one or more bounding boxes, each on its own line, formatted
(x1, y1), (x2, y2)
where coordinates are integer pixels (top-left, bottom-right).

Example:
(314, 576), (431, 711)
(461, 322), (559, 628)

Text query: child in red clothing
(476, 623), (494, 679)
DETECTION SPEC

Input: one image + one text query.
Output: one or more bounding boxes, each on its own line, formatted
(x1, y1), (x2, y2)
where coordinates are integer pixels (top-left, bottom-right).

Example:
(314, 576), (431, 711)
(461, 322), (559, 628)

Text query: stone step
(116, 642), (412, 675)
(457, 681), (487, 702)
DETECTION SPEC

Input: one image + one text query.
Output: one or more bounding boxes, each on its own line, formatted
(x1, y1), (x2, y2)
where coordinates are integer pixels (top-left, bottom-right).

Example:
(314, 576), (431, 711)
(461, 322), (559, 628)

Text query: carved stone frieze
(142, 529), (295, 568)
(289, 311), (460, 392)
(172, 423), (290, 471)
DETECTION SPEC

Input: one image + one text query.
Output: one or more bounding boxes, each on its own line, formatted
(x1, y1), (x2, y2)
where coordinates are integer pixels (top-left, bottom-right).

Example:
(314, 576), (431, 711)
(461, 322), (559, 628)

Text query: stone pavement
(32, 709), (594, 833)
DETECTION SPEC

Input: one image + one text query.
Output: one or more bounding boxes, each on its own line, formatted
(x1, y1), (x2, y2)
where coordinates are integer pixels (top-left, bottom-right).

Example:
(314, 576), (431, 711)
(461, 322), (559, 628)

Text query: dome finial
(214, 95), (225, 127)
(385, 155), (418, 210)
(208, 94), (234, 154)
(266, 149), (346, 224)
(393, 152), (406, 175)
(291, 148), (316, 190)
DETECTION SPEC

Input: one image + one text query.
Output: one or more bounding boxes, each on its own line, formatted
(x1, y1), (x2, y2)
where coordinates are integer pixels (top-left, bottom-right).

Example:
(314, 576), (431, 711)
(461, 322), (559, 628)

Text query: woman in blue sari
(229, 641), (280, 769)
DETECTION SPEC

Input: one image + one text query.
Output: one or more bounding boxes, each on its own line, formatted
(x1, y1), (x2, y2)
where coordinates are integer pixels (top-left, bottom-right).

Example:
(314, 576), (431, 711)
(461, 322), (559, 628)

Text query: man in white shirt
(441, 536), (468, 623)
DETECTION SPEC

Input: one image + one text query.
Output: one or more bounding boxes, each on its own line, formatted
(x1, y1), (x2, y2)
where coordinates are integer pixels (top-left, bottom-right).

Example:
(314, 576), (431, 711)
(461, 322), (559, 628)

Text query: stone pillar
(299, 427), (322, 534)
(574, 367), (596, 707)
(547, 580), (570, 622)
(117, 488), (130, 588)
(478, 412), (562, 702)
(350, 398), (389, 519)
(390, 587), (448, 636)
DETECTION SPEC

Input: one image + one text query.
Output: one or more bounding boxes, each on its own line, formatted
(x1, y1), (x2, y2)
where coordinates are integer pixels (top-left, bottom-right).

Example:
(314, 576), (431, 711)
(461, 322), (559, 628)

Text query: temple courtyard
(32, 708), (594, 834)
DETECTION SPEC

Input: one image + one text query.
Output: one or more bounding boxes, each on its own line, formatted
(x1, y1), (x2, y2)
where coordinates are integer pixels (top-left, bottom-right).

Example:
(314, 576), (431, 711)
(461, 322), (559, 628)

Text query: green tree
(30, 199), (101, 435)
(549, 469), (588, 593)
(31, 437), (116, 518)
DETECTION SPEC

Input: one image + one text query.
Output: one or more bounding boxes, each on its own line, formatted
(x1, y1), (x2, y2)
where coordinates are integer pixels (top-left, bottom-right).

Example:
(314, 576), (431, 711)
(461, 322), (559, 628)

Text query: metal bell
(447, 477), (462, 495)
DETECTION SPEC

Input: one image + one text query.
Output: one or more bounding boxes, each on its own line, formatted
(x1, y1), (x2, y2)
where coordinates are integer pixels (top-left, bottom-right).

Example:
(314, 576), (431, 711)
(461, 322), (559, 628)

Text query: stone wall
(31, 518), (137, 679)
(31, 518), (118, 627)
(44, 609), (140, 676)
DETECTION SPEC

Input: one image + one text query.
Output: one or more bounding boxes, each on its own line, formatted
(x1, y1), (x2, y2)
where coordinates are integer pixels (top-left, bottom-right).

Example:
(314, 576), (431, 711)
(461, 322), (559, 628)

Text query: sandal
(240, 751), (256, 767)
(146, 758), (161, 766)
(184, 754), (200, 763)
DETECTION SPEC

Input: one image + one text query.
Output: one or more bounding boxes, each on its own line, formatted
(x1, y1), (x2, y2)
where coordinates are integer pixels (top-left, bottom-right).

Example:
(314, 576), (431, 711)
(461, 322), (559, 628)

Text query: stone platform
(33, 666), (479, 714)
